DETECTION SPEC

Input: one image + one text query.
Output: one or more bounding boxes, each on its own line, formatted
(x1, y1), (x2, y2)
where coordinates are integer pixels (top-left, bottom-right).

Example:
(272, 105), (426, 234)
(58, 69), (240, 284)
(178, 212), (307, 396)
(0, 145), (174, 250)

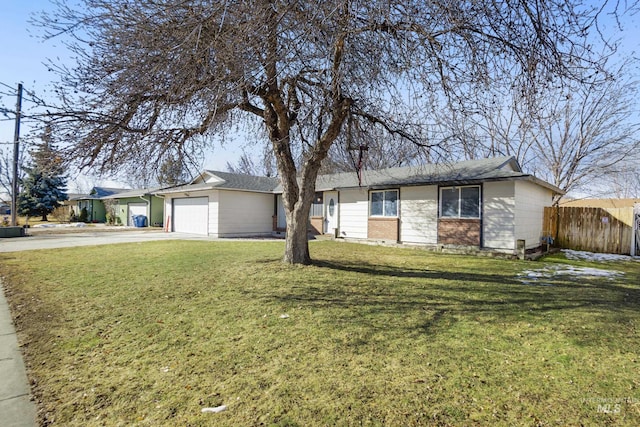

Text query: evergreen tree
(18, 129), (68, 221)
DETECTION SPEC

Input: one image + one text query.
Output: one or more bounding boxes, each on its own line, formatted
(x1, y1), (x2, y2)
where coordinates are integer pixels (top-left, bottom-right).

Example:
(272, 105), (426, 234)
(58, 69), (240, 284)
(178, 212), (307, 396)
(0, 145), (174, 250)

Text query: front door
(324, 191), (338, 234)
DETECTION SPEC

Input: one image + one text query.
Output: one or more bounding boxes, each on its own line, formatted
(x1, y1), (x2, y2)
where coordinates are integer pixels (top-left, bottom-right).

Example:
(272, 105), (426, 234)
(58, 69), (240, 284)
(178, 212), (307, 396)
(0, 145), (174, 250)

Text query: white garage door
(172, 197), (209, 235)
(128, 203), (147, 226)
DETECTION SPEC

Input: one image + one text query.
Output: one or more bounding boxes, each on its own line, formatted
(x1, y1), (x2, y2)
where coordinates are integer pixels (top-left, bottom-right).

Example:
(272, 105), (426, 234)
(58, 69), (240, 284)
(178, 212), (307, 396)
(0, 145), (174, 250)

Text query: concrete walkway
(0, 229), (181, 253)
(0, 280), (37, 427)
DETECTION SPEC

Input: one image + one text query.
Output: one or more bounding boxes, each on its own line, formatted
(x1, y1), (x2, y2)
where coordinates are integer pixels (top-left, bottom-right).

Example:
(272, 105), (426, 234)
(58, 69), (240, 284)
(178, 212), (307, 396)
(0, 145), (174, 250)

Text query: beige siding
(208, 191), (219, 236)
(338, 188), (369, 239)
(399, 185), (438, 244)
(514, 181), (554, 249)
(164, 197), (172, 225)
(217, 191), (274, 237)
(483, 181), (516, 250)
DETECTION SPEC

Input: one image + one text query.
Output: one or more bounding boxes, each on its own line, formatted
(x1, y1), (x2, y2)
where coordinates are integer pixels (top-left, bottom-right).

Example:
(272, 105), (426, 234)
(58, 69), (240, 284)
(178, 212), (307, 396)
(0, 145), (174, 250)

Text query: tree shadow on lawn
(244, 258), (640, 340)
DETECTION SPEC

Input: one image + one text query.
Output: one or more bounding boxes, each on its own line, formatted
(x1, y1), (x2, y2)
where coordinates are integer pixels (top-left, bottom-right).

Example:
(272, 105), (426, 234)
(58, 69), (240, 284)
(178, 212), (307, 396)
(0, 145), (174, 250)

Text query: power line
(0, 81), (18, 91)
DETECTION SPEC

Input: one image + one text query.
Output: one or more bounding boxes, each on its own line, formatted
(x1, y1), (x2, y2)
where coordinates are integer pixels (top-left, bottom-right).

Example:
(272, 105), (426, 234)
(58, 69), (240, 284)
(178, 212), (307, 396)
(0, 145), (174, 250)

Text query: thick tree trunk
(273, 97), (352, 264)
(261, 6), (351, 265)
(283, 202), (312, 265)
(278, 154), (316, 265)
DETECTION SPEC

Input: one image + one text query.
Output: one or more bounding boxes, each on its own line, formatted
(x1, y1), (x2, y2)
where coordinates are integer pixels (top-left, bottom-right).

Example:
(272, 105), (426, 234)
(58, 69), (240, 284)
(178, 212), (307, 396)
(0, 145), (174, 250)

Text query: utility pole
(11, 84), (23, 227)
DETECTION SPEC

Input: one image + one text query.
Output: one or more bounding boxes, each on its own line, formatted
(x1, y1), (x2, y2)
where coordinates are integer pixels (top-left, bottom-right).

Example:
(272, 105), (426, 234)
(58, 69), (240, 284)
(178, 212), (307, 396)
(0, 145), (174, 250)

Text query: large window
(440, 186), (480, 218)
(310, 192), (323, 217)
(370, 190), (398, 217)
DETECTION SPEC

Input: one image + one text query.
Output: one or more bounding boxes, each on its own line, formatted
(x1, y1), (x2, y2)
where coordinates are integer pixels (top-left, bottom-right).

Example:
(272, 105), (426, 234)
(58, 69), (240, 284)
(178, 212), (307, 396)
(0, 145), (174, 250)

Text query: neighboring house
(70, 187), (130, 222)
(59, 193), (85, 220)
(156, 157), (562, 254)
(101, 188), (165, 226)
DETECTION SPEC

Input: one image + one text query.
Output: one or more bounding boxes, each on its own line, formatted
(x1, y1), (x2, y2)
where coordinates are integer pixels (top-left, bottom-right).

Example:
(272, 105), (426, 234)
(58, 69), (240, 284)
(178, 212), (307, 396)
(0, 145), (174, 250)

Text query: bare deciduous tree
(36, 0), (616, 263)
(157, 156), (191, 187)
(226, 144), (277, 177)
(439, 64), (640, 200)
(527, 75), (640, 196)
(0, 144), (30, 204)
(603, 158), (640, 198)
(0, 148), (14, 200)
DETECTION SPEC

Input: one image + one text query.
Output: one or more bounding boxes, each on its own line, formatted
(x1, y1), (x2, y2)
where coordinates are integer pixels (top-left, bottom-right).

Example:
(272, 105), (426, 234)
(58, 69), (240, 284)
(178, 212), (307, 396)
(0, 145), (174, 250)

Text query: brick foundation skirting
(438, 218), (481, 246)
(368, 217), (399, 241)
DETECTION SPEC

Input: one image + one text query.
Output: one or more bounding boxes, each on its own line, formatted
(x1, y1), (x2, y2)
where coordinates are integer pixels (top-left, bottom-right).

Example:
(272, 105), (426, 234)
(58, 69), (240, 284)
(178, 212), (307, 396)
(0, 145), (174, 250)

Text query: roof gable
(156, 171), (280, 195)
(191, 171), (225, 185)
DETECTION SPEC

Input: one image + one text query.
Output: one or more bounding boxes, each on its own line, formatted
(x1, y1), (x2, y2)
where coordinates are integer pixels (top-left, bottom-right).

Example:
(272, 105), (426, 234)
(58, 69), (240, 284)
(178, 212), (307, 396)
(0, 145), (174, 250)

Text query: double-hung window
(440, 186), (480, 219)
(370, 190), (398, 217)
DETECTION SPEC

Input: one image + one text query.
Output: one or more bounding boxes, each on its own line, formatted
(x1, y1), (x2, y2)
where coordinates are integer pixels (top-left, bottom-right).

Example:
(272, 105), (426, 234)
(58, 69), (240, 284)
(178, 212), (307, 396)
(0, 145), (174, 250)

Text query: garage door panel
(128, 203), (147, 226)
(172, 197), (209, 235)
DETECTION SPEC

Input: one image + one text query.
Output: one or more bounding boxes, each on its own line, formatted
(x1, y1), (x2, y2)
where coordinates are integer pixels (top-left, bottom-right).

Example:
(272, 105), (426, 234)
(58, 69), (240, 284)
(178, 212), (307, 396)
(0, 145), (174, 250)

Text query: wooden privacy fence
(543, 207), (634, 255)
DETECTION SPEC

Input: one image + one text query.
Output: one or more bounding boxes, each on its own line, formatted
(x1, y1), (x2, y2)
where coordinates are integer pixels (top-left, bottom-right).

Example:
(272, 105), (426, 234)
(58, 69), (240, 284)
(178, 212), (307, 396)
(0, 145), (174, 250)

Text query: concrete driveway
(0, 229), (204, 253)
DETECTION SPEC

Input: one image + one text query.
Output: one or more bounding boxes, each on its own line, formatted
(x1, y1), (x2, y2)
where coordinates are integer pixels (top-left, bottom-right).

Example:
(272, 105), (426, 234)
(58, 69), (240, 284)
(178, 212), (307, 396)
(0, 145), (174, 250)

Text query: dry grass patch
(1, 241), (639, 426)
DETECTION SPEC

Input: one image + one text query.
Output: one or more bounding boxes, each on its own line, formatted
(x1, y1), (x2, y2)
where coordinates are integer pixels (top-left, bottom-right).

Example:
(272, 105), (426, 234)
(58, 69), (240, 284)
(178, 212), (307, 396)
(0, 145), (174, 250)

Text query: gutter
(330, 175), (564, 195)
(139, 195), (149, 227)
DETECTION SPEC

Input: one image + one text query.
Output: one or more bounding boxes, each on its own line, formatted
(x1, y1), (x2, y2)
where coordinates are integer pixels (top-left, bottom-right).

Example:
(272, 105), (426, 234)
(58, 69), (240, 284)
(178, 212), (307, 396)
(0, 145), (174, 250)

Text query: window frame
(369, 189), (399, 218)
(310, 192), (323, 217)
(439, 185), (481, 219)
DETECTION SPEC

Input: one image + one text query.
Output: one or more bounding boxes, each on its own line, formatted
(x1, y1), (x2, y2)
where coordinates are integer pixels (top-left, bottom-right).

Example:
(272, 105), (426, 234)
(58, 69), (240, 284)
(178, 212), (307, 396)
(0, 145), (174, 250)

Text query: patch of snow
(518, 264), (623, 286)
(562, 249), (639, 263)
(32, 222), (87, 228)
(201, 405), (227, 413)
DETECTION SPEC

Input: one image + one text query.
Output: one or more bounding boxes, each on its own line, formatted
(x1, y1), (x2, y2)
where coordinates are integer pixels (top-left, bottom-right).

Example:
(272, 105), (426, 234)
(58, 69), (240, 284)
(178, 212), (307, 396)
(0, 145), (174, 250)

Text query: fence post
(516, 239), (526, 260)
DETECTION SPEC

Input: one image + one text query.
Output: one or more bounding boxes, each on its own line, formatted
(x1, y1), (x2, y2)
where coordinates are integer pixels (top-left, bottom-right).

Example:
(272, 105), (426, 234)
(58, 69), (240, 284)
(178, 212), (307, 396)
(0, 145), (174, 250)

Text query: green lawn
(1, 241), (639, 426)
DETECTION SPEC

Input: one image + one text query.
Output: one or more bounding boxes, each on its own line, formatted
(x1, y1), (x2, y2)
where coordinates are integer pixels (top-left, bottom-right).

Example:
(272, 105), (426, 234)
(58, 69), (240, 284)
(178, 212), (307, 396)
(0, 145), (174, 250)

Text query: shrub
(79, 207), (89, 223)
